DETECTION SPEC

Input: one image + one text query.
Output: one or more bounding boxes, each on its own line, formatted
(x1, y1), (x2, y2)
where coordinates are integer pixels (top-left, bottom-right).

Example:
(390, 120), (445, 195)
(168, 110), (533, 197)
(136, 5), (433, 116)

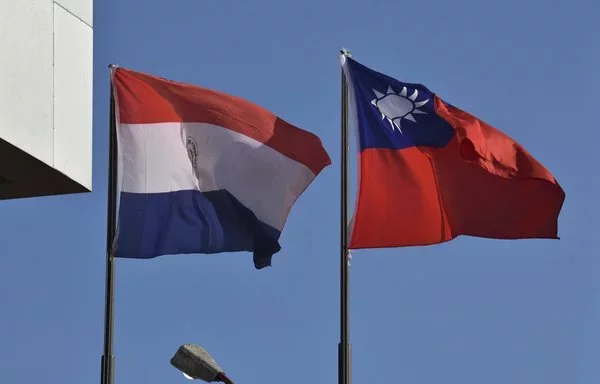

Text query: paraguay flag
(111, 67), (331, 269)
(342, 56), (565, 249)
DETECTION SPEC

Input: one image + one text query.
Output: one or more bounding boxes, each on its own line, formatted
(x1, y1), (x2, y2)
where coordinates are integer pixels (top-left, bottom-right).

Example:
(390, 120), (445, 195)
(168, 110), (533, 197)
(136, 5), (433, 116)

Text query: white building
(0, 0), (93, 199)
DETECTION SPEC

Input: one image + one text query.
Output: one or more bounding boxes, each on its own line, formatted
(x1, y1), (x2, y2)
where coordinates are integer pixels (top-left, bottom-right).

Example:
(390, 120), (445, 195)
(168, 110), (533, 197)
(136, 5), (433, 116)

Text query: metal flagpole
(101, 64), (118, 384)
(339, 48), (352, 384)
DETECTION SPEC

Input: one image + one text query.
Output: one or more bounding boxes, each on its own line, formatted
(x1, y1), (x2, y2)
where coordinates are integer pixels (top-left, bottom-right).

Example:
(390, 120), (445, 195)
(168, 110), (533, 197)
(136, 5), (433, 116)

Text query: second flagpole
(339, 48), (352, 384)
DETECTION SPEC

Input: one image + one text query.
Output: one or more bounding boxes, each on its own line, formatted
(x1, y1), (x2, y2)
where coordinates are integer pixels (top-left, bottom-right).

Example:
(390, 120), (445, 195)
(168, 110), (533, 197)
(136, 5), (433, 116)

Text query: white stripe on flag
(118, 122), (317, 231)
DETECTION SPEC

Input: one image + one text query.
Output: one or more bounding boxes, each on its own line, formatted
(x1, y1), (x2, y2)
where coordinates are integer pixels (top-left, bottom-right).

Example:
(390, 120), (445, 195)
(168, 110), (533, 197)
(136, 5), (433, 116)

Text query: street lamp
(170, 344), (234, 384)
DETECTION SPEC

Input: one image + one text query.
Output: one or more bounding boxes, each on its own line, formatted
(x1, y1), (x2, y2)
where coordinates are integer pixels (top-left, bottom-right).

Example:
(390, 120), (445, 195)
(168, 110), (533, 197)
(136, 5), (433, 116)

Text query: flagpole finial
(108, 64), (119, 69)
(340, 48), (352, 58)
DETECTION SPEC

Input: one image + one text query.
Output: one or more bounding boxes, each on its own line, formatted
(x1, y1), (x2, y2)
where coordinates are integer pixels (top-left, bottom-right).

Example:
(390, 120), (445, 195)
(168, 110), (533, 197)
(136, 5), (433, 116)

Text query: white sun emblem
(371, 86), (429, 133)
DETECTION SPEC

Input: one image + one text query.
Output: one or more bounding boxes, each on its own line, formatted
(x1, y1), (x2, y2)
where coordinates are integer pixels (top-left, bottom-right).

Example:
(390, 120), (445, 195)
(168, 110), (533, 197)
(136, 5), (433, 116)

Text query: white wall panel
(54, 0), (93, 27)
(0, 0), (54, 166)
(53, 4), (93, 190)
(0, 0), (93, 199)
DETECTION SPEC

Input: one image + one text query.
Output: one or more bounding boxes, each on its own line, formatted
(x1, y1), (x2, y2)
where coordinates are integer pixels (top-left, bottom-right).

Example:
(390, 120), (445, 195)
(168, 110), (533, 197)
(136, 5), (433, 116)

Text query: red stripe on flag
(112, 67), (331, 175)
(349, 147), (453, 249)
(349, 100), (565, 249)
(428, 136), (564, 240)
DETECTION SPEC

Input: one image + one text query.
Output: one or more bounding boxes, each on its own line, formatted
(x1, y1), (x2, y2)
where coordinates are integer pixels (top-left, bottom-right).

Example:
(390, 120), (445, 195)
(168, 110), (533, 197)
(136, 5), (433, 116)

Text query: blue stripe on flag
(114, 189), (281, 269)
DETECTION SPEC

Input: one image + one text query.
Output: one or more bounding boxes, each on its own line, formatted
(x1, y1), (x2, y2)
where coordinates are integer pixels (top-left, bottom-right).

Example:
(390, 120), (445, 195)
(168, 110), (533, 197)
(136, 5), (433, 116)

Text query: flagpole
(101, 64), (118, 384)
(339, 48), (352, 384)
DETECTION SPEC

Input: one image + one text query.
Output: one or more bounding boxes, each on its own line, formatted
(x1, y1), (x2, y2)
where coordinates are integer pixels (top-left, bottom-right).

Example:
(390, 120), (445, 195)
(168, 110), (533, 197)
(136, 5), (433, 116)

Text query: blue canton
(346, 58), (455, 151)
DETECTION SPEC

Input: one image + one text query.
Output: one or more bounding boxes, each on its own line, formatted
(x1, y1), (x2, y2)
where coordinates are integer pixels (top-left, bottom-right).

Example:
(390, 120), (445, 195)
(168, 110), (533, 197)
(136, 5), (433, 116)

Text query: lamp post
(170, 344), (234, 384)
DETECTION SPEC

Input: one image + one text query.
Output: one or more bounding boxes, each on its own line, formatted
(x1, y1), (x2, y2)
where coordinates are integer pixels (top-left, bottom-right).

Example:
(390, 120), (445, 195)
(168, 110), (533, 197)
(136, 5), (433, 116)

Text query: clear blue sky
(1, 0), (598, 383)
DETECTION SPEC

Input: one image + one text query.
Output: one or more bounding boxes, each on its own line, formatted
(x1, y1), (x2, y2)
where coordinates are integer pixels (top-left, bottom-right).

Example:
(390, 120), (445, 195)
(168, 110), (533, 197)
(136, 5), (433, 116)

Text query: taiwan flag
(342, 56), (565, 249)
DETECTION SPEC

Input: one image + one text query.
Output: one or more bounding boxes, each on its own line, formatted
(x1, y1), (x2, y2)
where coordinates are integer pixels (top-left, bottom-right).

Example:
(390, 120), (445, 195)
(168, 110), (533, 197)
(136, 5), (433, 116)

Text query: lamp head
(170, 344), (223, 382)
